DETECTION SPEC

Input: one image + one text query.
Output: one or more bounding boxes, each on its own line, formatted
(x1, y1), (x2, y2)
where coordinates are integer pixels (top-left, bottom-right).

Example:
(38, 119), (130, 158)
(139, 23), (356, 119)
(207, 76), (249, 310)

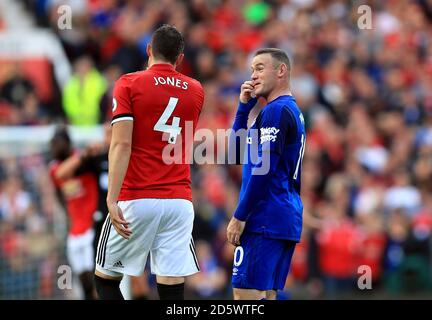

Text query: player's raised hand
(239, 80), (256, 104)
(227, 217), (245, 246)
(107, 202), (132, 240)
(87, 142), (104, 156)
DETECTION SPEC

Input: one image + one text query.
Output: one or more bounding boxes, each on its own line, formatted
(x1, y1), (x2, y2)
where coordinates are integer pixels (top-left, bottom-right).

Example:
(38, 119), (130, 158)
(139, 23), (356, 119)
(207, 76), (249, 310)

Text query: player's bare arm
(54, 144), (100, 180)
(107, 120), (133, 240)
(54, 153), (83, 180)
(227, 80), (258, 245)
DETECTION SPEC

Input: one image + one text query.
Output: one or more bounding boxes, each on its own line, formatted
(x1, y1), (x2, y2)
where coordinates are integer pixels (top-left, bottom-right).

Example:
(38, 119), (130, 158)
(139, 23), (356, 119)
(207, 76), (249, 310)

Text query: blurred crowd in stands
(1, 0), (432, 299)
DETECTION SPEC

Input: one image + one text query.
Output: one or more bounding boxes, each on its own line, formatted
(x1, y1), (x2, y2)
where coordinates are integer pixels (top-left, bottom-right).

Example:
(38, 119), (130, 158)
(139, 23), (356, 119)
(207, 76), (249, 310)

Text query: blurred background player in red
(51, 123), (150, 300)
(48, 126), (98, 300)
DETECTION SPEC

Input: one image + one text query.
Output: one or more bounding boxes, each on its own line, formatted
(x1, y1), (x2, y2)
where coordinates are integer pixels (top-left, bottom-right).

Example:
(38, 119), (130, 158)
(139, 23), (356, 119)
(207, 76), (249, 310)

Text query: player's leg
(156, 276), (186, 300)
(80, 229), (97, 299)
(94, 215), (123, 299)
(233, 288), (266, 300)
(90, 210), (121, 299)
(130, 272), (150, 300)
(265, 290), (277, 300)
(150, 199), (200, 300)
(94, 199), (159, 299)
(67, 230), (97, 299)
(94, 269), (124, 300)
(79, 270), (96, 300)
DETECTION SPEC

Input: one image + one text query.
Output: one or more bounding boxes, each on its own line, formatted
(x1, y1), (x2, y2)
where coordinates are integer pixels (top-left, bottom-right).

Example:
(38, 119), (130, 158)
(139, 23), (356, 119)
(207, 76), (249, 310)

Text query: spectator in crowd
(0, 63), (35, 108)
(0, 175), (33, 232)
(62, 56), (107, 126)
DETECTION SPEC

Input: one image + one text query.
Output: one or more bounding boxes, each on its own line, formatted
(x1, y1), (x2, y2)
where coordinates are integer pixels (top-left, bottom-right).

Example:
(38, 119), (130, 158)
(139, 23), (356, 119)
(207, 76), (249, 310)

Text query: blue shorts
(231, 232), (296, 291)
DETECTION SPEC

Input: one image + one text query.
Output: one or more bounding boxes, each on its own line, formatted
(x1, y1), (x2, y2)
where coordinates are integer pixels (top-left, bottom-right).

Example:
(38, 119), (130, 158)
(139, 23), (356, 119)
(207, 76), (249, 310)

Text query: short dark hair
(51, 125), (71, 145)
(254, 48), (291, 71)
(50, 125), (72, 161)
(151, 25), (185, 64)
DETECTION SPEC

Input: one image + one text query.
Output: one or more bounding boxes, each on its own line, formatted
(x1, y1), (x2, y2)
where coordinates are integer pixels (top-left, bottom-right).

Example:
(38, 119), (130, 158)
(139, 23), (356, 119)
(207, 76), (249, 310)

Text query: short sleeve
(111, 76), (133, 125)
(259, 105), (297, 155)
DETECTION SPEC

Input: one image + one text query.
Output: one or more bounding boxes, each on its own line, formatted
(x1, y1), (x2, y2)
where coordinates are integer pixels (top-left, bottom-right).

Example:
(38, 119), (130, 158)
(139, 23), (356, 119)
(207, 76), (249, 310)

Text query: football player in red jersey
(49, 126), (98, 300)
(94, 25), (205, 300)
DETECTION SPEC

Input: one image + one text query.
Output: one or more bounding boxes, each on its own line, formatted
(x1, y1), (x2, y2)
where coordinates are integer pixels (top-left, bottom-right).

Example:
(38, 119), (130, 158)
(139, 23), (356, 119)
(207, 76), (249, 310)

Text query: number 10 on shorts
(234, 246), (244, 267)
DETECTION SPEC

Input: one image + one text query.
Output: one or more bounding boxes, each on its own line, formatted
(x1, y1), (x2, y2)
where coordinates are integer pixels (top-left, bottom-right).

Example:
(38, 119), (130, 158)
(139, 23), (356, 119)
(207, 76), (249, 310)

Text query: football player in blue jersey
(227, 48), (306, 300)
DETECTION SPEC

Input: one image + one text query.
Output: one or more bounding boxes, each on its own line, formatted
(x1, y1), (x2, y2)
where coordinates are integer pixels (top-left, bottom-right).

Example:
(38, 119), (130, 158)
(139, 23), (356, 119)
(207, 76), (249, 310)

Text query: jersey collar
(149, 63), (176, 71)
(268, 94), (295, 105)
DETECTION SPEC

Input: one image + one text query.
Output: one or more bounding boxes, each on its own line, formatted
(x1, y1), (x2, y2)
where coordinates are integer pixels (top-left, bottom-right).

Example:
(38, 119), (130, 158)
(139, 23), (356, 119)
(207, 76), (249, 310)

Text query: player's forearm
(106, 142), (131, 204)
(232, 97), (258, 131)
(230, 105), (250, 160)
(228, 98), (258, 164)
(55, 153), (82, 180)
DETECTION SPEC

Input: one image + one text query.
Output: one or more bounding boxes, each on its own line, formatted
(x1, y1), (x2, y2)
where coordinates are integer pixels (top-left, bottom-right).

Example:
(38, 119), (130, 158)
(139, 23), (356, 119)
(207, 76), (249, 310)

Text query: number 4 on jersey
(154, 97), (182, 144)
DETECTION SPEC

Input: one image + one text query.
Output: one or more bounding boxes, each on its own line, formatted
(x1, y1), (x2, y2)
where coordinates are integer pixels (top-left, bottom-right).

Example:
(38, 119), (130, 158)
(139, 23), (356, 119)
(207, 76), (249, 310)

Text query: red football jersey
(111, 63), (204, 201)
(49, 160), (98, 236)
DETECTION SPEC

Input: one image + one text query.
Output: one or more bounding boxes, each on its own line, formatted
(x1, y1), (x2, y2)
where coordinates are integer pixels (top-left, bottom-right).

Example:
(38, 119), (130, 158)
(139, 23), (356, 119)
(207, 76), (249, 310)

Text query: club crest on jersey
(260, 127), (279, 144)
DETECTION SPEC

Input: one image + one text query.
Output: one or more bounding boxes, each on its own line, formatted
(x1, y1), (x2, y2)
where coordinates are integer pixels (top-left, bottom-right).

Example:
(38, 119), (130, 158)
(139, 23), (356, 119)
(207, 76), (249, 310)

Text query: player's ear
(278, 63), (287, 78)
(175, 53), (184, 67)
(146, 44), (152, 58)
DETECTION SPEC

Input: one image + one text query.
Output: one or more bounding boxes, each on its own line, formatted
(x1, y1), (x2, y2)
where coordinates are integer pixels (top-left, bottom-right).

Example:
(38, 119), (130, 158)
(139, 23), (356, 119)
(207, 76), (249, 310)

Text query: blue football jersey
(240, 95), (306, 241)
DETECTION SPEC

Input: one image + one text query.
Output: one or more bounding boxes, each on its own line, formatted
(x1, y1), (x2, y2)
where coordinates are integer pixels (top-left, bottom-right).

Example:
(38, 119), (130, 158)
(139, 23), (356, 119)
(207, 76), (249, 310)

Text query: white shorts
(67, 228), (95, 274)
(95, 198), (200, 277)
